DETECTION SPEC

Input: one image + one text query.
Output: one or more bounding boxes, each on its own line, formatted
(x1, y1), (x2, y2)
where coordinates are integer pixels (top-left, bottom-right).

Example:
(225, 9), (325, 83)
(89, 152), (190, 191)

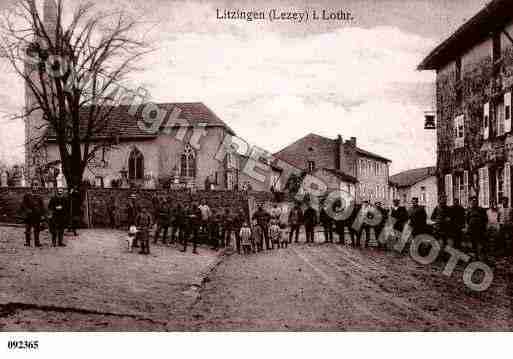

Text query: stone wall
(0, 188), (55, 223)
(86, 188), (275, 228)
(435, 18), (513, 203)
(0, 186), (280, 227)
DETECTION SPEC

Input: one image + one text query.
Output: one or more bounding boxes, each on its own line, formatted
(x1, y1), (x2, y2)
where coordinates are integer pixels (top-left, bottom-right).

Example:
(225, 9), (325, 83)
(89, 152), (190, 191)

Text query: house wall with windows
(274, 133), (390, 204)
(419, 0), (513, 209)
(395, 176), (438, 218)
(355, 155), (390, 204)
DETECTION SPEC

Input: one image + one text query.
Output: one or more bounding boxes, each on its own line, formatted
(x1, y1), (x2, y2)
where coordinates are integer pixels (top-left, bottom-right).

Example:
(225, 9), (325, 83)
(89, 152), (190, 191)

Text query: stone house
(418, 0), (513, 208)
(273, 133), (391, 204)
(389, 166), (438, 217)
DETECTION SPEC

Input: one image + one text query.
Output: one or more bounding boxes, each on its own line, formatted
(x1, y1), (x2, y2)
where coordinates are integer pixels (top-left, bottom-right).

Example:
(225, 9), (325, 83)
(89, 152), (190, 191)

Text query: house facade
(418, 0), (513, 208)
(390, 166), (438, 217)
(273, 133), (391, 204)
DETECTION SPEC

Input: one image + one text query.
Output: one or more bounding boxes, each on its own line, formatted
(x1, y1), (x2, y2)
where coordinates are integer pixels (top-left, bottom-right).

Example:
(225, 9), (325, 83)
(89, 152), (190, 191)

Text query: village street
(2, 226), (513, 331)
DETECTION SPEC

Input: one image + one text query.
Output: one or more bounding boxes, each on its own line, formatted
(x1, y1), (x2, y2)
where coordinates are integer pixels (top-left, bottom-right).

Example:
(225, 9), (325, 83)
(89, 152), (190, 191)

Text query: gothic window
(180, 144), (196, 178)
(128, 147), (144, 180)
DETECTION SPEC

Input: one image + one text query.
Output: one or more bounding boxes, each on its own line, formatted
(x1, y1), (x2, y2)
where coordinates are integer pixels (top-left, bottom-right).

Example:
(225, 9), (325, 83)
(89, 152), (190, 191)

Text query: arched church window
(128, 147), (144, 180)
(180, 144), (196, 178)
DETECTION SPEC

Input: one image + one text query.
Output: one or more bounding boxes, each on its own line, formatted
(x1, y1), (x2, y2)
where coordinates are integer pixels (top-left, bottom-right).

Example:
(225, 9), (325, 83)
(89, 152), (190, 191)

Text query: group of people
(19, 182), (504, 262)
(124, 196), (322, 256)
(429, 195), (513, 260)
(125, 196), (249, 255)
(19, 183), (80, 247)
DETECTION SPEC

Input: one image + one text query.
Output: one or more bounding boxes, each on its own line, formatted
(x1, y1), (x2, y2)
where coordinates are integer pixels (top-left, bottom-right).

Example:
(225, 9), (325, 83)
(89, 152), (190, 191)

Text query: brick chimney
(335, 135), (343, 170)
(341, 137), (358, 177)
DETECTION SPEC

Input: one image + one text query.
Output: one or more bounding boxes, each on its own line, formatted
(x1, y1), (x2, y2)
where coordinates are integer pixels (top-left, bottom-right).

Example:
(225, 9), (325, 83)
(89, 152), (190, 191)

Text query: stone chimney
(350, 137), (356, 147)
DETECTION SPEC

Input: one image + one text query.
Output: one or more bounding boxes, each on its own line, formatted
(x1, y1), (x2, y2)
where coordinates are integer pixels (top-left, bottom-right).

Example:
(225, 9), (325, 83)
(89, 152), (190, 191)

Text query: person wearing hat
(182, 202), (201, 254)
(374, 201), (387, 249)
(319, 202), (333, 243)
(19, 181), (45, 247)
(135, 206), (153, 255)
(408, 197), (427, 238)
(466, 196), (488, 260)
(431, 195), (452, 248)
(48, 188), (69, 247)
(67, 187), (80, 236)
(154, 197), (172, 245)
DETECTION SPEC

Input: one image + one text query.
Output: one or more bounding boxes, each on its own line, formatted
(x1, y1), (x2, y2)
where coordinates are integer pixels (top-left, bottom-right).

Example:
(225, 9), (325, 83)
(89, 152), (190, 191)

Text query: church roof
(46, 102), (235, 141)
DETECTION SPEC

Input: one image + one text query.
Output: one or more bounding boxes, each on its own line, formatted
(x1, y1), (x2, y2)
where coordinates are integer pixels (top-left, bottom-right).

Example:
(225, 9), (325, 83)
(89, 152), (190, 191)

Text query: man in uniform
(466, 196), (488, 260)
(253, 205), (271, 249)
(303, 203), (318, 243)
(182, 203), (200, 254)
(154, 197), (172, 245)
(48, 188), (69, 247)
(287, 203), (303, 244)
(390, 199), (408, 234)
(431, 196), (452, 248)
(135, 206), (153, 255)
(451, 198), (466, 250)
(374, 202), (387, 249)
(409, 197), (427, 238)
(20, 181), (45, 247)
(319, 202), (333, 243)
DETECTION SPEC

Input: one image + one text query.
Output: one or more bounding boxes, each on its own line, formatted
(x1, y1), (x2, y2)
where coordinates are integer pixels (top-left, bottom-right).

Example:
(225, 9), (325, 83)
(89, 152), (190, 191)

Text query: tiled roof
(390, 166), (436, 188)
(46, 102), (234, 141)
(418, 0), (512, 70)
(274, 133), (391, 163)
(321, 168), (358, 183)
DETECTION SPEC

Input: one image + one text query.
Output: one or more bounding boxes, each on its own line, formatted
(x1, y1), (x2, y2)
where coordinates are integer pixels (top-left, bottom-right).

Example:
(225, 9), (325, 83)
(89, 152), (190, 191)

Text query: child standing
(269, 220), (281, 249)
(280, 223), (288, 249)
(240, 221), (252, 255)
(252, 220), (263, 252)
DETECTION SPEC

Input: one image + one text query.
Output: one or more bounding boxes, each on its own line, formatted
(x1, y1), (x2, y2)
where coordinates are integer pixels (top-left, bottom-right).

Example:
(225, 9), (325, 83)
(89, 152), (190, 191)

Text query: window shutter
(505, 92), (512, 133)
(463, 170), (469, 207)
(484, 103), (490, 140)
(445, 174), (453, 206)
(505, 163), (511, 205)
(479, 167), (485, 207)
(483, 167), (490, 208)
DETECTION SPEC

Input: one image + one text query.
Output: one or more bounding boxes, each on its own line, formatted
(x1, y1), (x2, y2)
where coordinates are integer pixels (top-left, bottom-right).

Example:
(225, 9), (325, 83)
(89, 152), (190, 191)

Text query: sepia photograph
(0, 0), (512, 355)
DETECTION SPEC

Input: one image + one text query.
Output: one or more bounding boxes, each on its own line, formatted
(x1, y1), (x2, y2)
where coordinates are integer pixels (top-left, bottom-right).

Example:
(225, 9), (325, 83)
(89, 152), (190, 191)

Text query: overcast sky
(0, 0), (491, 174)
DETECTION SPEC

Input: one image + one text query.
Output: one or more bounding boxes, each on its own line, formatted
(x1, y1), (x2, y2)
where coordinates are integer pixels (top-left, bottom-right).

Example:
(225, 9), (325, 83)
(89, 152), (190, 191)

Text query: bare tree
(0, 0), (150, 189)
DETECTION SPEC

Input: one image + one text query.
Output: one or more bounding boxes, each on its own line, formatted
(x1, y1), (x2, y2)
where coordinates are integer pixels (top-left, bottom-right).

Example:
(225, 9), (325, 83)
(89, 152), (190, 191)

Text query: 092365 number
(7, 340), (39, 350)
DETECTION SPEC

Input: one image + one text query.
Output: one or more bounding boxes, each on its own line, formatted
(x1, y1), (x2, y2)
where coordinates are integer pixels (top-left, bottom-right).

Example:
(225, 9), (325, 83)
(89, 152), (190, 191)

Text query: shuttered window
(484, 103), (490, 140)
(445, 174), (453, 206)
(454, 114), (464, 148)
(479, 167), (490, 208)
(505, 163), (511, 205)
(505, 92), (512, 133)
(463, 170), (469, 207)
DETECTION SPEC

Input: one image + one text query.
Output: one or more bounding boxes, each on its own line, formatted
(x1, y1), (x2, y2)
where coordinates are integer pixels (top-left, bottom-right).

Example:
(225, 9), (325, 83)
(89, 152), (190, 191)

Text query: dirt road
(190, 243), (513, 331)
